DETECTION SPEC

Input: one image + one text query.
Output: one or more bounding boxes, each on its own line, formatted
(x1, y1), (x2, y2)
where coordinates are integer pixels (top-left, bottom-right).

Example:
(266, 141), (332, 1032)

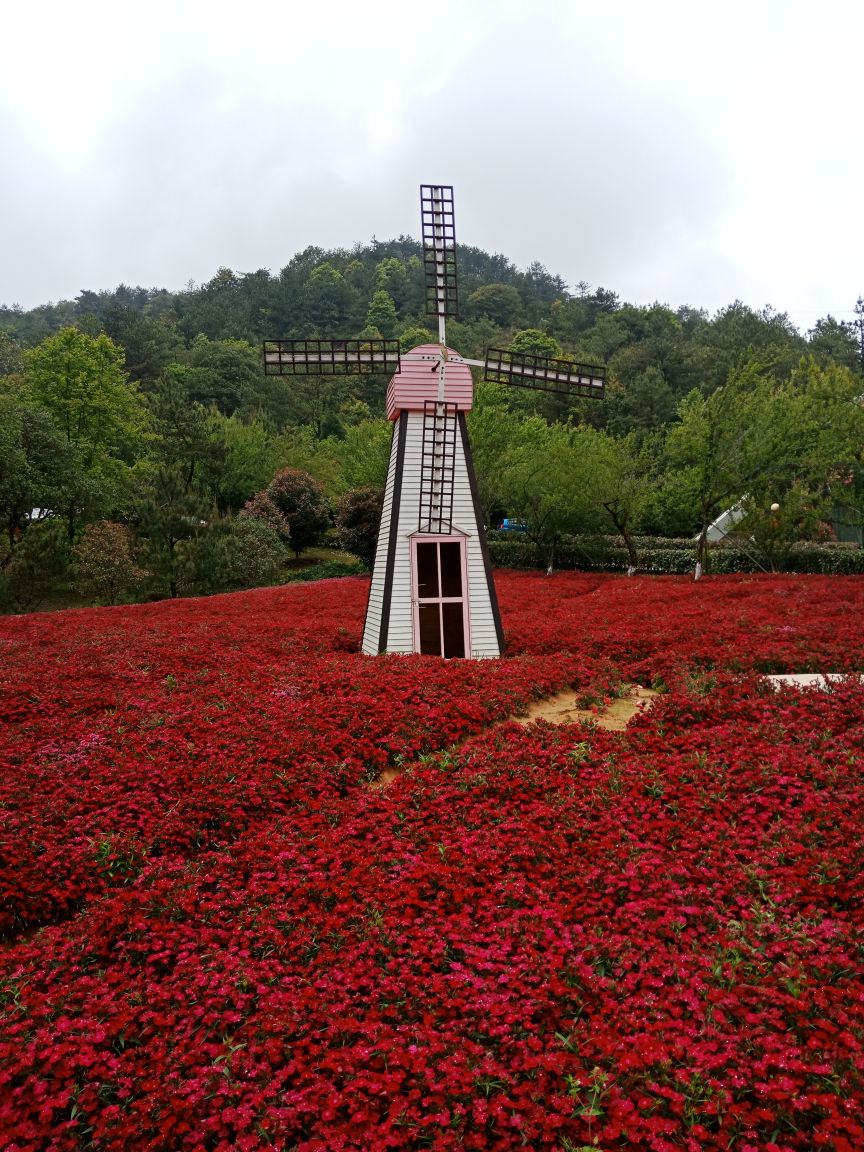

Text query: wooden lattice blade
(263, 339), (401, 376)
(484, 348), (605, 397)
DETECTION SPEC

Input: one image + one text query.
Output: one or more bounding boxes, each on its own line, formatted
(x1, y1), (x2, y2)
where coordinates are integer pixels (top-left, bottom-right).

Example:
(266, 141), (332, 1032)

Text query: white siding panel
(361, 422), (400, 654)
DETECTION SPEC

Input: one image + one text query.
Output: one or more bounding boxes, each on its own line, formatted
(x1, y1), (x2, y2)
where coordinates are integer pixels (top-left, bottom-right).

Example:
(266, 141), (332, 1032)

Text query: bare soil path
(371, 684), (658, 787)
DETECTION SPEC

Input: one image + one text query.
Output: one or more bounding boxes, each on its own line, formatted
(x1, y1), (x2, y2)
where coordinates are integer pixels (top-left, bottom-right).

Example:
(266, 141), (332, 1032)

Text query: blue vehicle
(498, 518), (529, 533)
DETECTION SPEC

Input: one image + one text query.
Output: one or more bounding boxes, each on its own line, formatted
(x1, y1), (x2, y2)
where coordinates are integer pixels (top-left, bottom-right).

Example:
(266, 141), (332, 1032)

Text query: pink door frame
(410, 534), (471, 657)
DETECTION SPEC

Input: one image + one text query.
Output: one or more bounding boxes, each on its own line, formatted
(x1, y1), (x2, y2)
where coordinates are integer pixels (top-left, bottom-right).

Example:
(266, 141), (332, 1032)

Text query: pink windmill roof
(386, 344), (474, 420)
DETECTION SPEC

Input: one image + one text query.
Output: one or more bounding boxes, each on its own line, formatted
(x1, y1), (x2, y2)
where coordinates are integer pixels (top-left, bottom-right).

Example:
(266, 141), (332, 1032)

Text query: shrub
(267, 469), (331, 557)
(226, 517), (289, 588)
(72, 521), (145, 605)
(335, 487), (383, 570)
(488, 535), (864, 576)
(239, 490), (290, 542)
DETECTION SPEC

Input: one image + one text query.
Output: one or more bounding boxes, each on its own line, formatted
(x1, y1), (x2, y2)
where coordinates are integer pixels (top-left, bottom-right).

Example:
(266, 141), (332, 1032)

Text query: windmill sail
(484, 348), (605, 397)
(421, 184), (458, 319)
(263, 339), (401, 376)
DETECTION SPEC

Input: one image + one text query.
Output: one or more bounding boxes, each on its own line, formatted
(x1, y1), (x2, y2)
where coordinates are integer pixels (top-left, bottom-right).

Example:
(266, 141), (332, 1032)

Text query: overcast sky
(2, 0), (863, 329)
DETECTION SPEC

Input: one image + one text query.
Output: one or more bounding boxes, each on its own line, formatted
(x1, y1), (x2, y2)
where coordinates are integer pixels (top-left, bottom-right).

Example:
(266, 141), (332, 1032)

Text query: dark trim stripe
(458, 411), (505, 654)
(378, 411), (408, 653)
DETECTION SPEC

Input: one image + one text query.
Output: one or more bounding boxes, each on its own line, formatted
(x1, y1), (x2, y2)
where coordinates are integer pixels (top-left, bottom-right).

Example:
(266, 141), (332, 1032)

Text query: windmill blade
(263, 339), (401, 376)
(484, 348), (606, 398)
(421, 184), (458, 318)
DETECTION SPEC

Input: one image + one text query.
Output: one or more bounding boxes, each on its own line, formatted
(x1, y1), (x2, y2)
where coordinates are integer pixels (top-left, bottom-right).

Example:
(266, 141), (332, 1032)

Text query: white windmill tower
(265, 185), (606, 658)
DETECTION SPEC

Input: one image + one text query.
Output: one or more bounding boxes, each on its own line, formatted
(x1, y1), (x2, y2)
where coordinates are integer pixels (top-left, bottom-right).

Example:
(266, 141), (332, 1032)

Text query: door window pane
(418, 603), (442, 656)
(440, 541), (462, 598)
(442, 602), (465, 658)
(416, 543), (439, 598)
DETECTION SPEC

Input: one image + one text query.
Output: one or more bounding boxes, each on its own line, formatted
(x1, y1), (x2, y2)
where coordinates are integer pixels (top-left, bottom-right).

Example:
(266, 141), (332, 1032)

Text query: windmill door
(411, 537), (469, 658)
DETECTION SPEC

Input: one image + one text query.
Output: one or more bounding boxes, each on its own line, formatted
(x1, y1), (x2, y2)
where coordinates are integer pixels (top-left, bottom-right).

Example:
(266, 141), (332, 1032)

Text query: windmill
(264, 185), (606, 658)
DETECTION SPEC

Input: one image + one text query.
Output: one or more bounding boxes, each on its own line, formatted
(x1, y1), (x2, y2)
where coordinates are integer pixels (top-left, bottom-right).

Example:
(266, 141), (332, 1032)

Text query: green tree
(24, 328), (145, 539)
(0, 518), (69, 612)
(807, 315), (860, 372)
(208, 413), (275, 515)
(365, 290), (398, 338)
(499, 420), (602, 570)
(325, 419), (392, 492)
(508, 329), (563, 359)
(135, 461), (210, 598)
(301, 263), (359, 334)
(466, 283), (523, 327)
(0, 331), (24, 377)
(574, 427), (657, 571)
(135, 370), (218, 596)
(102, 305), (183, 384)
(398, 324), (436, 352)
(466, 381), (520, 525)
(0, 392), (77, 554)
(184, 335), (265, 416)
(663, 359), (846, 572)
(604, 366), (678, 435)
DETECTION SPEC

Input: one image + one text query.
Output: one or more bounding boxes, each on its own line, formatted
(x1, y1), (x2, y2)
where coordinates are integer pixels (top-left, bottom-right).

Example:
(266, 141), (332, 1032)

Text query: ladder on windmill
(419, 399), (458, 533)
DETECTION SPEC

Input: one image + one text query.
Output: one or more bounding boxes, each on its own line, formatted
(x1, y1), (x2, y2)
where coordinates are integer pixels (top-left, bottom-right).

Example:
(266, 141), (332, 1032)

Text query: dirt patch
(368, 684), (659, 789)
(512, 684), (658, 730)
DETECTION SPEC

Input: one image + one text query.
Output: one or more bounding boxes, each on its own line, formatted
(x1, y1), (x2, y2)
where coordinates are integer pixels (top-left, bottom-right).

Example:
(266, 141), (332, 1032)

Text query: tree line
(1, 239), (862, 609)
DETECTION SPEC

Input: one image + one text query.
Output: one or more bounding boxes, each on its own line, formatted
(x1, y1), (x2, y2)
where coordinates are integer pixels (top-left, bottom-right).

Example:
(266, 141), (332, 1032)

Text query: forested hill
(1, 237), (861, 439)
(1, 236), (863, 612)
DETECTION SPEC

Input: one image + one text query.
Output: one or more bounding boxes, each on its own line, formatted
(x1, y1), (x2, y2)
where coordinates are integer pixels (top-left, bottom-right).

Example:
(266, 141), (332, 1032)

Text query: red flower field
(1, 571), (864, 1151)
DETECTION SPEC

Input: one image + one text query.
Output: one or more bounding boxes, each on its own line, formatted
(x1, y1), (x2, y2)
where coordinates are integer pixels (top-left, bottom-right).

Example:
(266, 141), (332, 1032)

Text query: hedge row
(487, 536), (864, 575)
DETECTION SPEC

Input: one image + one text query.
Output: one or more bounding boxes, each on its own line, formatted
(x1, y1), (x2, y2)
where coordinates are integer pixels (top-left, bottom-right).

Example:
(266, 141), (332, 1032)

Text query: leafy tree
(207, 414), (275, 515)
(135, 370), (217, 597)
(102, 305), (183, 384)
(662, 358), (852, 572)
(499, 420), (602, 570)
(135, 461), (210, 598)
(182, 336), (263, 416)
(24, 328), (145, 539)
(398, 324), (436, 351)
(264, 468), (331, 557)
(373, 256), (423, 315)
(604, 366), (678, 435)
(335, 487), (383, 569)
(692, 301), (805, 394)
(326, 419), (392, 492)
(466, 381), (520, 525)
(301, 263), (359, 334)
(807, 315), (860, 372)
(25, 328), (143, 450)
(738, 484), (826, 572)
(72, 521), (144, 604)
(466, 284), (523, 327)
(0, 392), (77, 554)
(0, 518), (69, 612)
(574, 428), (657, 571)
(269, 424), (344, 495)
(0, 331), (24, 376)
(365, 290), (398, 338)
(508, 329), (563, 360)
